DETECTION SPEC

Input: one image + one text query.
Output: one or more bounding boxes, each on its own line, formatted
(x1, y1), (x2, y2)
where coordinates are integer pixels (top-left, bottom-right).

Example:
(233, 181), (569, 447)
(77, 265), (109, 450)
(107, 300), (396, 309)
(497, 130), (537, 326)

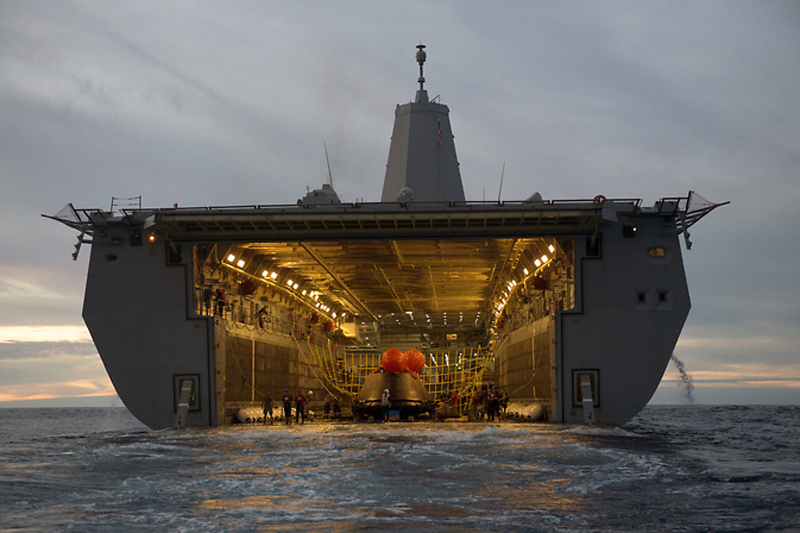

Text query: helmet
(384, 389), (389, 394)
(284, 389), (288, 392)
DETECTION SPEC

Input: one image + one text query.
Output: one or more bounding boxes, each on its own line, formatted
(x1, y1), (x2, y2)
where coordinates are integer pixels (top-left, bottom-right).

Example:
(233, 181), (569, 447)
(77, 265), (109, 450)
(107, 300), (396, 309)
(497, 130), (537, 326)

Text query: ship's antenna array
(497, 162), (505, 203)
(416, 44), (426, 91)
(324, 142), (334, 187)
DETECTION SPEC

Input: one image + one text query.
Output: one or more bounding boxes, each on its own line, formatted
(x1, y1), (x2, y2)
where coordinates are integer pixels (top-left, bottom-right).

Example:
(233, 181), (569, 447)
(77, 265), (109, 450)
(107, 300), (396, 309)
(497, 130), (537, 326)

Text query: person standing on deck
(262, 392), (274, 425)
(324, 393), (332, 419)
(471, 390), (482, 421)
(381, 389), (391, 422)
(487, 385), (500, 422)
(295, 389), (307, 424)
(282, 389), (293, 425)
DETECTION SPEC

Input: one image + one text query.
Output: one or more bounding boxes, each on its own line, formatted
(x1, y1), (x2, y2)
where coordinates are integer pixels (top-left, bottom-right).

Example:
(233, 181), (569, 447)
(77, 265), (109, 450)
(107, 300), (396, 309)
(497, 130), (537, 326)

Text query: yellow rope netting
(305, 342), (494, 412)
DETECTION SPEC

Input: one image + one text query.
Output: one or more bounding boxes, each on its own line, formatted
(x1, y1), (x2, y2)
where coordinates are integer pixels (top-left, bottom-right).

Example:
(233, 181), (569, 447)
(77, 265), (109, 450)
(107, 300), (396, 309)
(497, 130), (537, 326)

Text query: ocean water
(0, 405), (798, 532)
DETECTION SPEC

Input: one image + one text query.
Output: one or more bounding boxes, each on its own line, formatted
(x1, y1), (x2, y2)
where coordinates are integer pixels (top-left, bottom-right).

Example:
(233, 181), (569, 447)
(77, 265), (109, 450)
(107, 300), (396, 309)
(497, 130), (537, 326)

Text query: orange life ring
(593, 195), (606, 205)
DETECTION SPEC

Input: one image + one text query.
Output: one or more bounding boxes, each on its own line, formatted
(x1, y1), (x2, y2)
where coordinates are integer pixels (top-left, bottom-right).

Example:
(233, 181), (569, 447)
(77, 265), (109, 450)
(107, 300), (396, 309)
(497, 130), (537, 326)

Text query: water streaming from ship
(670, 353), (695, 404)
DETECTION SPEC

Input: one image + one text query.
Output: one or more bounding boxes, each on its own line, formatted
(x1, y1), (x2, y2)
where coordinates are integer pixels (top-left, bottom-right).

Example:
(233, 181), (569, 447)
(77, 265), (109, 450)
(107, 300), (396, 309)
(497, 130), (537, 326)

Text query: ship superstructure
(47, 46), (725, 429)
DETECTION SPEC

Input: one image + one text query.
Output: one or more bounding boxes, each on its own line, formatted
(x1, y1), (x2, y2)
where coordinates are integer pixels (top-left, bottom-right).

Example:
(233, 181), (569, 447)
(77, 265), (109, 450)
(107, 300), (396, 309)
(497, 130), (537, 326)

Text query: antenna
(324, 142), (334, 187)
(497, 162), (505, 203)
(416, 44), (426, 91)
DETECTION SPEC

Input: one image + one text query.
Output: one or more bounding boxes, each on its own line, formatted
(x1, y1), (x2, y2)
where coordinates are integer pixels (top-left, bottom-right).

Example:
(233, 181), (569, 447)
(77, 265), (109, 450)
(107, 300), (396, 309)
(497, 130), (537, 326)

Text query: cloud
(0, 350), (113, 403)
(1, 1), (799, 406)
(0, 326), (91, 343)
(0, 340), (96, 360)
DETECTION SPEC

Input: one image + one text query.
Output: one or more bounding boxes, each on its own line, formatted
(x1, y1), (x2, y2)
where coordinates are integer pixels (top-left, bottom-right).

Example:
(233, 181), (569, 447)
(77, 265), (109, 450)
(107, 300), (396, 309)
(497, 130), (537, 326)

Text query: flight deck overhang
(147, 200), (623, 242)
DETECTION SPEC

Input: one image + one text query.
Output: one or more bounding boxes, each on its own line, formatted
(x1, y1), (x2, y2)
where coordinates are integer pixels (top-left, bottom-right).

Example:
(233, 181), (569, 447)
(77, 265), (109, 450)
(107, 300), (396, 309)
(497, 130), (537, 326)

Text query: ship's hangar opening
(152, 200), (604, 419)
(181, 204), (585, 347)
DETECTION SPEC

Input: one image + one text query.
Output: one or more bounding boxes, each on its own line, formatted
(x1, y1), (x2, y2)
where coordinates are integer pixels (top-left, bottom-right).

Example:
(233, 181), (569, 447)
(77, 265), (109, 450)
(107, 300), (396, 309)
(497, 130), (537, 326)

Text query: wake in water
(670, 353), (694, 403)
(2, 406), (800, 532)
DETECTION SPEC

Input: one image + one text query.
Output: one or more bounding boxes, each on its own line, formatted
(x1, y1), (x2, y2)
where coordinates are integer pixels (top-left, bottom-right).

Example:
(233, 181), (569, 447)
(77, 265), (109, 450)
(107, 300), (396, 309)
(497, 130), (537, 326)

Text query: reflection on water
(1, 407), (799, 532)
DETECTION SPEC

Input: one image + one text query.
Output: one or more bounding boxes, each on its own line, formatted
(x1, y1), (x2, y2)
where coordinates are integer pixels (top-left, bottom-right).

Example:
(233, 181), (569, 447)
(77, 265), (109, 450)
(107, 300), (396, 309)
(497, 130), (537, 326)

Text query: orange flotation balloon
(403, 349), (425, 374)
(381, 349), (405, 374)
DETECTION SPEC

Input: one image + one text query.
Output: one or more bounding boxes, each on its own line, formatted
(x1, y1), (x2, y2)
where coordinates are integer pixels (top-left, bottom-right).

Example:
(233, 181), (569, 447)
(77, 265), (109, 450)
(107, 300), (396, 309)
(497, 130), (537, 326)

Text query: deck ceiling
(155, 201), (616, 242)
(217, 235), (561, 331)
(177, 203), (609, 331)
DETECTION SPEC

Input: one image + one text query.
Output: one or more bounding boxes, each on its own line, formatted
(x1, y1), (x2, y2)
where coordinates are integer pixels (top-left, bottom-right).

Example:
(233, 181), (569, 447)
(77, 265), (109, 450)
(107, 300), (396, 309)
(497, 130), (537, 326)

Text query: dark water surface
(1, 405), (798, 532)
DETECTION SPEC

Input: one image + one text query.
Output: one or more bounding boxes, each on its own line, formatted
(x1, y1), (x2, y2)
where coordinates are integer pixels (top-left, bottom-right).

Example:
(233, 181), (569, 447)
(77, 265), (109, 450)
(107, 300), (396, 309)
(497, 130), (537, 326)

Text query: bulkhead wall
(83, 226), (213, 430)
(560, 212), (690, 425)
(216, 325), (326, 424)
(494, 316), (555, 409)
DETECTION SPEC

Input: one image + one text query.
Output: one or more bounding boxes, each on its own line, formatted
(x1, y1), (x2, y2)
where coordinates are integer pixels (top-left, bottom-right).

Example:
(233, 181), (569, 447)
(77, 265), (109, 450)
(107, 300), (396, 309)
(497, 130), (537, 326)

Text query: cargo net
(305, 342), (494, 413)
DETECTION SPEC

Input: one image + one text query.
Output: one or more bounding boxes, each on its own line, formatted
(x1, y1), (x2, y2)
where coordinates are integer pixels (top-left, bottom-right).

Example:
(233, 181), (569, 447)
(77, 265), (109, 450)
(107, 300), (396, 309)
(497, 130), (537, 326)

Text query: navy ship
(47, 46), (725, 429)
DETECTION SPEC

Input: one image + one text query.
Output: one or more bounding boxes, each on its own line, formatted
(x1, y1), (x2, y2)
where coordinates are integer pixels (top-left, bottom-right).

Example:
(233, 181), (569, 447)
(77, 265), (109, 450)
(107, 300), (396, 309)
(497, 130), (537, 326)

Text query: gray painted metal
(381, 46), (465, 202)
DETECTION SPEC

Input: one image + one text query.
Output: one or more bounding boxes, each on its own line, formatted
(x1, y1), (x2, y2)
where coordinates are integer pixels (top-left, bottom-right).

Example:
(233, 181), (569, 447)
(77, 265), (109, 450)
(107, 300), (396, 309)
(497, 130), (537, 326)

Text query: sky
(1, 0), (798, 407)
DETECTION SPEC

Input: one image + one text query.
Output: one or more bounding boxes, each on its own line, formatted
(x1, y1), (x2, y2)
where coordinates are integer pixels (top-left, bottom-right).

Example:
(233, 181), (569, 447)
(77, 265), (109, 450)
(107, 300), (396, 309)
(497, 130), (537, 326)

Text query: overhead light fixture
(227, 254), (236, 262)
(523, 268), (529, 275)
(237, 259), (245, 268)
(548, 244), (555, 253)
(534, 259), (541, 267)
(262, 270), (269, 277)
(286, 279), (293, 286)
(541, 255), (548, 263)
(269, 272), (277, 280)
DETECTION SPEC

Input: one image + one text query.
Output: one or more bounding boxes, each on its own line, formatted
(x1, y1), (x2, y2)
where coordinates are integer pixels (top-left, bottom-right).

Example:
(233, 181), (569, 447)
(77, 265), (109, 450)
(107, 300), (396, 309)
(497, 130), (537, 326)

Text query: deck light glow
(548, 244), (555, 253)
(227, 254), (236, 262)
(237, 259), (245, 268)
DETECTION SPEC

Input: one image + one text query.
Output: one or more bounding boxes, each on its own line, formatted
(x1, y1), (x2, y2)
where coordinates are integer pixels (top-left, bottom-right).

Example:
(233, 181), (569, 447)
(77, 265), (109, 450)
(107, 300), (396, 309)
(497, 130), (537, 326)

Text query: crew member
(471, 390), (482, 421)
(324, 394), (332, 419)
(262, 391), (273, 425)
(295, 389), (307, 424)
(381, 389), (391, 422)
(282, 389), (293, 425)
(487, 385), (500, 422)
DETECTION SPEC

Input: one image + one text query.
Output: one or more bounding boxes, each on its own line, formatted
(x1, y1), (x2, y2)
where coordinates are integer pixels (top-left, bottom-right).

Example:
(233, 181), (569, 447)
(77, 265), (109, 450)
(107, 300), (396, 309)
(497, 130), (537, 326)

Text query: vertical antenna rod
(498, 162), (505, 203)
(324, 142), (334, 187)
(416, 44), (426, 91)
